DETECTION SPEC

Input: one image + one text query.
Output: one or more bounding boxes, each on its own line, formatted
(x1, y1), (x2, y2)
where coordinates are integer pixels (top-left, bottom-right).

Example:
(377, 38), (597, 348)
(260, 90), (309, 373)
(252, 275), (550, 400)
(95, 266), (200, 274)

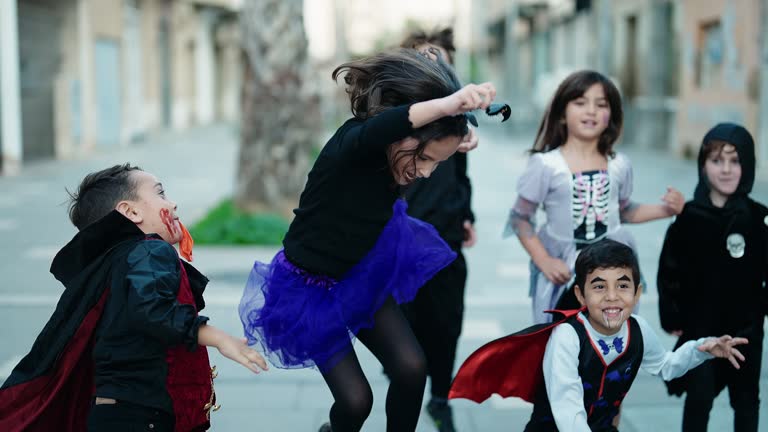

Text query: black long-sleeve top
(283, 105), (414, 278)
(405, 151), (474, 250)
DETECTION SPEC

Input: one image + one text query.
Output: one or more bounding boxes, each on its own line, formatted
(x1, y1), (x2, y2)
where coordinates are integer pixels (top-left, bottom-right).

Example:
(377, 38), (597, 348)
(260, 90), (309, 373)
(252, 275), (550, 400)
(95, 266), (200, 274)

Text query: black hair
(332, 49), (468, 181)
(67, 163), (142, 230)
(574, 239), (640, 294)
(532, 70), (623, 157)
(400, 27), (456, 64)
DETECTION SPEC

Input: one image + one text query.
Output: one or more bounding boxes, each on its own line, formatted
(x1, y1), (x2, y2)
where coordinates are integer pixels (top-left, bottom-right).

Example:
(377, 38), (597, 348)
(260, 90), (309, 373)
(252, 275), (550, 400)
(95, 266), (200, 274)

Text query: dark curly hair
(67, 163), (142, 230)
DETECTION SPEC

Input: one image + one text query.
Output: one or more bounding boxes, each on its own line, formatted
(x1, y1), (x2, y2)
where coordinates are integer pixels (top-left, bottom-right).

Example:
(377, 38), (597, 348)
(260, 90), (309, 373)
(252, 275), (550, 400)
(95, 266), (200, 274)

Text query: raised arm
(409, 82), (496, 128)
(621, 187), (684, 223)
(338, 83), (496, 159)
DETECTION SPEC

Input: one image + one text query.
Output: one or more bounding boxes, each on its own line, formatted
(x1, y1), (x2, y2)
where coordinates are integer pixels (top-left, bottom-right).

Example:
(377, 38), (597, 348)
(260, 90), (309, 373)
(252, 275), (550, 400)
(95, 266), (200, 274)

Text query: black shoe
(318, 422), (332, 432)
(426, 399), (456, 432)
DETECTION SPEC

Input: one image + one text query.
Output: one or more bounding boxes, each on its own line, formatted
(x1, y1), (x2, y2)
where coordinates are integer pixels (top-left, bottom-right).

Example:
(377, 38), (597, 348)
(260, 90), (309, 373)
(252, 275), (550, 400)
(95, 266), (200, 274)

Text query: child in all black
(658, 123), (768, 431)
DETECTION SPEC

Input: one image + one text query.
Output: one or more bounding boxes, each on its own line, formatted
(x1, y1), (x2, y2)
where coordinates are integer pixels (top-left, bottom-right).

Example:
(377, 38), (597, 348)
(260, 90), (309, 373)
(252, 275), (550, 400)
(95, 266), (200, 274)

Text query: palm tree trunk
(236, 0), (320, 214)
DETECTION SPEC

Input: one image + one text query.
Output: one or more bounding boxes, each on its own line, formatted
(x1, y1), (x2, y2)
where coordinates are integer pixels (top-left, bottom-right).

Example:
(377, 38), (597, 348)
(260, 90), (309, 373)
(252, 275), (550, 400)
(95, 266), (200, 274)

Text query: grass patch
(190, 199), (289, 245)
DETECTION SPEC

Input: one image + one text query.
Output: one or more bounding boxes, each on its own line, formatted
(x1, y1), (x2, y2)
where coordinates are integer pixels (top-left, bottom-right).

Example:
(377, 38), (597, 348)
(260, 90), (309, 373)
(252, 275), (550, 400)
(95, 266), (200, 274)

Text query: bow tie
(597, 337), (624, 355)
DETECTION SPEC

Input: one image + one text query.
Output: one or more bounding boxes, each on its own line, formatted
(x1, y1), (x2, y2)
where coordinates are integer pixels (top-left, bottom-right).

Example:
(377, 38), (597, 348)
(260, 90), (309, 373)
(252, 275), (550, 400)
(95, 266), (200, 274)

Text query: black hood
(50, 210), (148, 287)
(693, 122), (755, 206)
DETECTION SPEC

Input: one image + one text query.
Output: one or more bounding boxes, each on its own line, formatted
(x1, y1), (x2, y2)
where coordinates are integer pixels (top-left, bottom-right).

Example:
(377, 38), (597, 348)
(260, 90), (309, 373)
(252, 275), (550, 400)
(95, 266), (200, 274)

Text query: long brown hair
(332, 49), (468, 179)
(532, 70), (623, 157)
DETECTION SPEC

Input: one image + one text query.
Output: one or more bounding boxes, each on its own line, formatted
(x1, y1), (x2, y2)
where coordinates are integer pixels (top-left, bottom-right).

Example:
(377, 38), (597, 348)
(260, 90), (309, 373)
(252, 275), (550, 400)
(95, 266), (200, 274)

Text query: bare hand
(217, 336), (269, 374)
(442, 83), (496, 117)
(457, 127), (479, 153)
(537, 256), (572, 286)
(662, 187), (684, 216)
(462, 220), (477, 248)
(698, 335), (749, 369)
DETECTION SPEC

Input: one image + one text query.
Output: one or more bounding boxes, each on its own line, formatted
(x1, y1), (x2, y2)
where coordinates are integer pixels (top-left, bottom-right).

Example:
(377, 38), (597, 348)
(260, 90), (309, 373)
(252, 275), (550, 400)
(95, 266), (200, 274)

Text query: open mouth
(581, 120), (598, 127)
(601, 307), (624, 329)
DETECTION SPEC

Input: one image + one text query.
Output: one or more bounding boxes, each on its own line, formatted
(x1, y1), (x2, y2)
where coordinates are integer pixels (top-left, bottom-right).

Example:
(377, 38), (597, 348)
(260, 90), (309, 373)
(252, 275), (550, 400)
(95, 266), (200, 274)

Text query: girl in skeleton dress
(504, 70), (685, 324)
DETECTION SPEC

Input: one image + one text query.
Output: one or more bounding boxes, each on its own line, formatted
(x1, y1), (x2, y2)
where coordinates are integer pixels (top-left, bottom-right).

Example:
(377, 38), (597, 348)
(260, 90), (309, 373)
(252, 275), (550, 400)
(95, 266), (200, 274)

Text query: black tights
(321, 297), (427, 432)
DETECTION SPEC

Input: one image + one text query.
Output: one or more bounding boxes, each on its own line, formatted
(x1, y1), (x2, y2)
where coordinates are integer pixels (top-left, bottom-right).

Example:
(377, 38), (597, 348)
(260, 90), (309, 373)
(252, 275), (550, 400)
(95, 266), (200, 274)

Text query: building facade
(0, 0), (243, 175)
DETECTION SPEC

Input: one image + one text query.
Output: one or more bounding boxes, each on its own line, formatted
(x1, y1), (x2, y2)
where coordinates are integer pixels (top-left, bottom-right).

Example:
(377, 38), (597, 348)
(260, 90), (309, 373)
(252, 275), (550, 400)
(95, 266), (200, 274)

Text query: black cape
(0, 211), (206, 431)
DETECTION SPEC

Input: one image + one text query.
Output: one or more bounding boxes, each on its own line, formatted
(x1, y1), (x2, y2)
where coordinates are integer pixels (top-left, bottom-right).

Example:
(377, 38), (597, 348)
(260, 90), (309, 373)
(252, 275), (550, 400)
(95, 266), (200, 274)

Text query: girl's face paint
(601, 112), (611, 128)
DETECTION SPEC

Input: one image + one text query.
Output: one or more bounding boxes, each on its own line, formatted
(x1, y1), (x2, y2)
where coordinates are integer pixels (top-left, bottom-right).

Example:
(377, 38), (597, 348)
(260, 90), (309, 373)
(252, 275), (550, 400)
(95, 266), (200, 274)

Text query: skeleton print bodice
(572, 170), (610, 247)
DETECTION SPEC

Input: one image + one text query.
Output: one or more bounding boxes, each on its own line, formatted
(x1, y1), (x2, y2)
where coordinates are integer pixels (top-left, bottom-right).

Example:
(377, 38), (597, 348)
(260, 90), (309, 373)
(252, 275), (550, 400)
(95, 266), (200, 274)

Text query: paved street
(1, 124), (766, 431)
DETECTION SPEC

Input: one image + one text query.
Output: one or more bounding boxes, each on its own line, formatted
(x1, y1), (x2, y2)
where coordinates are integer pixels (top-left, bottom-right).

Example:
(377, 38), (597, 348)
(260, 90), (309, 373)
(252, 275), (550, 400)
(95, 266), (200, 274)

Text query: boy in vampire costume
(449, 240), (749, 432)
(0, 164), (267, 432)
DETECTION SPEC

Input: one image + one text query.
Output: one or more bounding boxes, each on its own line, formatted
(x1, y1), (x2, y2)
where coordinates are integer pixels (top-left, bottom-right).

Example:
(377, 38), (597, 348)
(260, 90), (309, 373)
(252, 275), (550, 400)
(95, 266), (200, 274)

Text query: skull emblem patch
(726, 233), (745, 258)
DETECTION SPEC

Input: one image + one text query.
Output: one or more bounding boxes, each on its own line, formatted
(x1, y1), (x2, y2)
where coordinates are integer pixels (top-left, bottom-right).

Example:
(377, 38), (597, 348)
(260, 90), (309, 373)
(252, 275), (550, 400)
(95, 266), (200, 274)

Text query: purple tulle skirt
(238, 199), (456, 372)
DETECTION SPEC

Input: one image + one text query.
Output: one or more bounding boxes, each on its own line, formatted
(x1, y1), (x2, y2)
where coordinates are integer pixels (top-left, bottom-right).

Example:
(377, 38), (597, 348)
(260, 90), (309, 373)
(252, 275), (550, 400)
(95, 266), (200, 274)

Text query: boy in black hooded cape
(657, 123), (768, 431)
(0, 164), (267, 432)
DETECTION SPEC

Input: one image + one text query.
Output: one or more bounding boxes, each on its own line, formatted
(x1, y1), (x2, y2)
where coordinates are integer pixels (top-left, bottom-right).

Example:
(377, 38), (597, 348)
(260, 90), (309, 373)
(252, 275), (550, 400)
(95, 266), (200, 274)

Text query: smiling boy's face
(574, 266), (641, 335)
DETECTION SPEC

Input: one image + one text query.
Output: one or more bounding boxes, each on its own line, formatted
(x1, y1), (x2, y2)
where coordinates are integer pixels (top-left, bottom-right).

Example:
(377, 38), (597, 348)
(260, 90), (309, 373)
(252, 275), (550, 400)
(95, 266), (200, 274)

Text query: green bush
(190, 199), (289, 245)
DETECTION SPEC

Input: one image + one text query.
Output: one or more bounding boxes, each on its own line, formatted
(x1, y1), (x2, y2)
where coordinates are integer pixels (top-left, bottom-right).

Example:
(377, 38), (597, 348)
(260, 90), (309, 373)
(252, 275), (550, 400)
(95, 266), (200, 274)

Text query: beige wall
(675, 0), (761, 156)
(140, 0), (163, 129)
(42, 0), (243, 162)
(53, 2), (81, 158)
(91, 0), (123, 38)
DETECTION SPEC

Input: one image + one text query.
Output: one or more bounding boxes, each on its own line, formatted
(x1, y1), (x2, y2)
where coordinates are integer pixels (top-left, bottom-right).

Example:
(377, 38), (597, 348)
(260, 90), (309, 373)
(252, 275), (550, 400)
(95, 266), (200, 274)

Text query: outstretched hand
(661, 187), (684, 216)
(697, 335), (749, 369)
(443, 83), (496, 117)
(217, 335), (269, 374)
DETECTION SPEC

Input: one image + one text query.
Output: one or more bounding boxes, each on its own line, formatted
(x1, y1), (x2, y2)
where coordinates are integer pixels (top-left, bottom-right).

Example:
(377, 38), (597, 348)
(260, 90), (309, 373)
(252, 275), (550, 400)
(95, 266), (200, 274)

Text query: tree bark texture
(236, 0), (321, 214)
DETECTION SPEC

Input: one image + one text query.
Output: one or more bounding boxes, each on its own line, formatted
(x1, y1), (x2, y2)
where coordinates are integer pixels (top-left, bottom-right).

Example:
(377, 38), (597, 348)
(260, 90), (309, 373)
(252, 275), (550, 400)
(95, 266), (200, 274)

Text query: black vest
(525, 316), (644, 432)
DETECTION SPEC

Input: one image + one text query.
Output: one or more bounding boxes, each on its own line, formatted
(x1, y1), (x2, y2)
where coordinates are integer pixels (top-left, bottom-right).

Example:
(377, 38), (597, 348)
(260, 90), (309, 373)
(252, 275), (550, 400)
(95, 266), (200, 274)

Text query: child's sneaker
(426, 399), (456, 432)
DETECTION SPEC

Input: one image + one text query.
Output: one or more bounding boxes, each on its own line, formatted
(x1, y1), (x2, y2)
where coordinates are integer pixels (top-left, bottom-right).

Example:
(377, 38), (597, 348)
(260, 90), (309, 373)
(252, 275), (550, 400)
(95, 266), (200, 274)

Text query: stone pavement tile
(458, 401), (531, 432)
(620, 405), (733, 432)
(214, 381), (303, 410)
(293, 381), (334, 410)
(210, 406), (327, 431)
